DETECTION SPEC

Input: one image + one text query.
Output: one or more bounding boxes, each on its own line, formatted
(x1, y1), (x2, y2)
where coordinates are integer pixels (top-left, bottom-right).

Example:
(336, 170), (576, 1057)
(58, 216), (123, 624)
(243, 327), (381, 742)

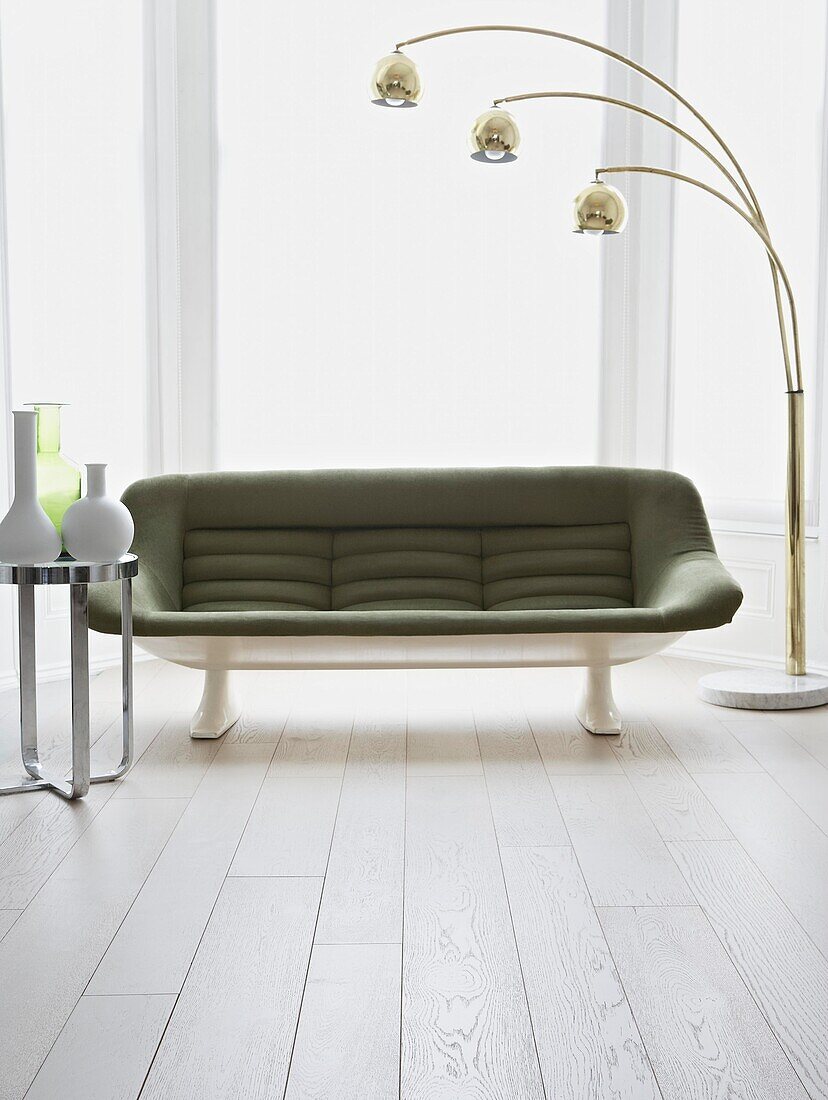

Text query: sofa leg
(576, 666), (622, 735)
(191, 670), (241, 739)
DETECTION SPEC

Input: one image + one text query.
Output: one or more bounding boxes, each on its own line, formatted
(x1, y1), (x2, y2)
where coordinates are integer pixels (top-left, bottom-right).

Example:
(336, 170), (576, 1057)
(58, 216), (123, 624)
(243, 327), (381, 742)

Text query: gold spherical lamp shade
(469, 109), (520, 163)
(572, 181), (628, 234)
(371, 52), (422, 107)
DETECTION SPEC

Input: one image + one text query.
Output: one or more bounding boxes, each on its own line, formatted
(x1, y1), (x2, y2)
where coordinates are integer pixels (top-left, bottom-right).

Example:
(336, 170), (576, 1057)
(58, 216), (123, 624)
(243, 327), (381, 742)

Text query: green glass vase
(27, 403), (81, 542)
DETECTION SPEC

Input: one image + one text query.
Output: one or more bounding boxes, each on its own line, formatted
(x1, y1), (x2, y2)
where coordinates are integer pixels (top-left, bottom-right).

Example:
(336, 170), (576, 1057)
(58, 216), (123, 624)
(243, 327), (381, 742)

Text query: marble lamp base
(698, 668), (828, 710)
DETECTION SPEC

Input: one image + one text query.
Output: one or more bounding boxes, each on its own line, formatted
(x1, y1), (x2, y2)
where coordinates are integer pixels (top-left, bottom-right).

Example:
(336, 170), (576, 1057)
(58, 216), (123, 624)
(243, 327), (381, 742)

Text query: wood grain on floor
(0, 657), (826, 1100)
(598, 904), (808, 1099)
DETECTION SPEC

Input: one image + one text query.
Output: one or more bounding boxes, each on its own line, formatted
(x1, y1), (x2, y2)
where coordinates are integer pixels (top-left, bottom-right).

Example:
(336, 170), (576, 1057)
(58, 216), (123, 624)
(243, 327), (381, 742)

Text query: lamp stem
(787, 390), (806, 676)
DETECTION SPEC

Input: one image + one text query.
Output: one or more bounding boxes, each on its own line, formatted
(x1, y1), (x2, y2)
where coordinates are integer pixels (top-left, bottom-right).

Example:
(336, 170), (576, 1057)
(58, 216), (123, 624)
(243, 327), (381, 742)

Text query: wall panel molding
(720, 558), (775, 619)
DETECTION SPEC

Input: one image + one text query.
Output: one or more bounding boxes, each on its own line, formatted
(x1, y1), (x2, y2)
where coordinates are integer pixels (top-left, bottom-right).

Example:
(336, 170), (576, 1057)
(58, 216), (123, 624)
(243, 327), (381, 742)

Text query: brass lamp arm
(493, 91), (754, 213)
(597, 165), (801, 393)
(493, 92), (792, 382)
(394, 25), (791, 386)
(395, 25), (767, 221)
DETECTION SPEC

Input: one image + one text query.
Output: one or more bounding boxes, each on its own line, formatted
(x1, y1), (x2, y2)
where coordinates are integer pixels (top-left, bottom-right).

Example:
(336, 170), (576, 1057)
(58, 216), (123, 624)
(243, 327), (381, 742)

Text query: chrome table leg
(91, 577), (133, 783)
(18, 584), (41, 780)
(68, 583), (91, 798)
(0, 577), (134, 799)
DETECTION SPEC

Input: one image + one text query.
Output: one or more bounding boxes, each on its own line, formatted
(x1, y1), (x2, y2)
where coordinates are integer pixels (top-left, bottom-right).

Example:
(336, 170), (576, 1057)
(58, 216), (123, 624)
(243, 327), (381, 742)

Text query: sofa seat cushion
(127, 606), (669, 637)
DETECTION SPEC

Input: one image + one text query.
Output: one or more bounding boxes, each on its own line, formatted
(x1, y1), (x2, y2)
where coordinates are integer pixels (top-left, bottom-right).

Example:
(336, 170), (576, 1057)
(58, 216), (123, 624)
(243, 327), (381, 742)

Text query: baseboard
(666, 640), (828, 679)
(0, 649), (156, 694)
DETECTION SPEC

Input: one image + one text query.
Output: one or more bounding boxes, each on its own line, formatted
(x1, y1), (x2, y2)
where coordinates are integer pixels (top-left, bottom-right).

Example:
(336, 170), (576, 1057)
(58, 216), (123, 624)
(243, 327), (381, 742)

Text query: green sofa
(88, 466), (741, 736)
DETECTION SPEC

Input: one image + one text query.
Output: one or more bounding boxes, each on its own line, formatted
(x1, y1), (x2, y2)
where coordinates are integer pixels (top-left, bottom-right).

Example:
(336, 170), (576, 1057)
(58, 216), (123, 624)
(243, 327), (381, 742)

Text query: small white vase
(62, 464), (134, 563)
(0, 410), (62, 564)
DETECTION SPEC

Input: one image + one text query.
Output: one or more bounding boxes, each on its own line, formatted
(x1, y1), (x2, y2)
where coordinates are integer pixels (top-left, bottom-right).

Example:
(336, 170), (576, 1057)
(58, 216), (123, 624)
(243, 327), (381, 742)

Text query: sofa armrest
(626, 469), (742, 630)
(638, 551), (742, 631)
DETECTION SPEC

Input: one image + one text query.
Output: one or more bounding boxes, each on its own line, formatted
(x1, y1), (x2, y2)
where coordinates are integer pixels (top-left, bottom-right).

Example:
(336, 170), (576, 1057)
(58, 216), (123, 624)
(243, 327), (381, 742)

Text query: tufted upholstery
(180, 523), (634, 614)
(88, 467), (742, 638)
(481, 524), (631, 610)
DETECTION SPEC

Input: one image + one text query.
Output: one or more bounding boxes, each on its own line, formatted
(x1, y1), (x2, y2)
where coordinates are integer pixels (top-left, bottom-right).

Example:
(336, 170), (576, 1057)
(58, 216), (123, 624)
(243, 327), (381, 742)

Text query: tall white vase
(0, 410), (62, 564)
(62, 463), (134, 563)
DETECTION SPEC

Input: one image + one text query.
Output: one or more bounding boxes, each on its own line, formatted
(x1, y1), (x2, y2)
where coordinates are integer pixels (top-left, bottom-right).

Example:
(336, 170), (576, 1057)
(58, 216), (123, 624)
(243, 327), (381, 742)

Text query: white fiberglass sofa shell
(137, 629), (685, 737)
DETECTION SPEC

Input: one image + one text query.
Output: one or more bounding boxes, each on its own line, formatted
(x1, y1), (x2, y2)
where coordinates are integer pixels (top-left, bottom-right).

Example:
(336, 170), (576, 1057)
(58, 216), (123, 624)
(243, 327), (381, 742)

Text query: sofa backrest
(119, 466), (716, 614)
(181, 522), (633, 612)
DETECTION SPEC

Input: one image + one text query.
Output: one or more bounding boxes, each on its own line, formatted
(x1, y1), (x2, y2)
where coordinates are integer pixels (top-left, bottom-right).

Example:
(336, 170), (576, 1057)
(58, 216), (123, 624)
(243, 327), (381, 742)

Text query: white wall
(0, 0), (146, 685)
(215, 0), (608, 471)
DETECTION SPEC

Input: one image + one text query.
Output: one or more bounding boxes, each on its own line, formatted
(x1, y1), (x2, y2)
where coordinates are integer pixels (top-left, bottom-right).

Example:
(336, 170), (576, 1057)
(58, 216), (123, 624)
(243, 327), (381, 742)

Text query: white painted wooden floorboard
(406, 672), (483, 777)
(267, 696), (354, 778)
(402, 775), (545, 1099)
(140, 877), (322, 1100)
(599, 904), (808, 1099)
(724, 719), (828, 835)
(552, 775), (695, 906)
(0, 908), (20, 940)
(0, 787), (46, 847)
(0, 781), (116, 909)
(472, 691), (569, 847)
(529, 710), (623, 775)
(501, 846), (659, 1098)
(90, 694), (177, 777)
(0, 797), (186, 1100)
(224, 670), (299, 743)
(25, 994), (175, 1100)
(88, 744), (274, 995)
(91, 656), (164, 703)
(609, 721), (732, 841)
(694, 773), (828, 958)
(229, 776), (341, 877)
(646, 713), (763, 774)
(315, 684), (406, 944)
(634, 658), (753, 732)
(284, 943), (401, 1099)
(664, 656), (728, 692)
(769, 709), (828, 769)
(670, 840), (828, 1100)
(114, 712), (221, 799)
(145, 660), (205, 710)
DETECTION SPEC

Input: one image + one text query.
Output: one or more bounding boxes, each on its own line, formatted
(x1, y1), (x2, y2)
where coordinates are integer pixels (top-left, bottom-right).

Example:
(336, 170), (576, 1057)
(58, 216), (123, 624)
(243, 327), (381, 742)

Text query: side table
(0, 554), (138, 800)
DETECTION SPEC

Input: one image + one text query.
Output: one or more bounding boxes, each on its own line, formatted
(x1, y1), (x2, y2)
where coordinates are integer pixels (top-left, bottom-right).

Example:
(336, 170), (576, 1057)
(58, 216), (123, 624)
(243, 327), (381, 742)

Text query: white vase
(62, 464), (134, 563)
(0, 410), (62, 564)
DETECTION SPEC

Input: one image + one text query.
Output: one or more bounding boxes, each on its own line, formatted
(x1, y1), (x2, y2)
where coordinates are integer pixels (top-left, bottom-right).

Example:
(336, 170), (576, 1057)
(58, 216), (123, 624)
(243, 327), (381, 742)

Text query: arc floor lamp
(371, 25), (828, 709)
